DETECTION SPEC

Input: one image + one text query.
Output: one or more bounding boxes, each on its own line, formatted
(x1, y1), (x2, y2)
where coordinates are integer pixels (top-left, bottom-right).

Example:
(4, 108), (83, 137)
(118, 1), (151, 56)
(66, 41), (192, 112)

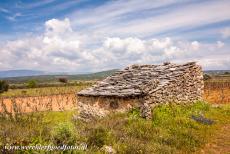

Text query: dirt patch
(200, 124), (230, 154)
(0, 94), (77, 115)
(204, 87), (230, 104)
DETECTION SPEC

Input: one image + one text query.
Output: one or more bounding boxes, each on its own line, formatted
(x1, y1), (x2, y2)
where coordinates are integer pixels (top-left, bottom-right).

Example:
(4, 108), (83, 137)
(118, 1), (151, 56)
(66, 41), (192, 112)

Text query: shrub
(128, 107), (140, 119)
(0, 113), (48, 146)
(0, 80), (9, 93)
(203, 74), (211, 81)
(58, 77), (68, 83)
(51, 122), (77, 145)
(27, 80), (37, 88)
(87, 127), (111, 148)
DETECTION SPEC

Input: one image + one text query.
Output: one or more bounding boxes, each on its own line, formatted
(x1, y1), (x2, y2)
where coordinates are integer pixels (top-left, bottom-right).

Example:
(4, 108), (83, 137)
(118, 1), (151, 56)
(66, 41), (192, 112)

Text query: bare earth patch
(200, 124), (230, 154)
(0, 94), (77, 115)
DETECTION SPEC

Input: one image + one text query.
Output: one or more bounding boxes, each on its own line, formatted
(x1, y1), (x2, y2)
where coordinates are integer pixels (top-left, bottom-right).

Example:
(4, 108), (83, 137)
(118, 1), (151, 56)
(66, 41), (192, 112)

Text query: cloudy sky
(0, 0), (230, 72)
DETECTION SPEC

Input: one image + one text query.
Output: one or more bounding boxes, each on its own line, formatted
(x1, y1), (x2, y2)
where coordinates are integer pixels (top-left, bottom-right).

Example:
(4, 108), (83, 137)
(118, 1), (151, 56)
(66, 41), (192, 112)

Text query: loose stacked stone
(143, 62), (204, 105)
(74, 102), (109, 122)
(77, 62), (204, 119)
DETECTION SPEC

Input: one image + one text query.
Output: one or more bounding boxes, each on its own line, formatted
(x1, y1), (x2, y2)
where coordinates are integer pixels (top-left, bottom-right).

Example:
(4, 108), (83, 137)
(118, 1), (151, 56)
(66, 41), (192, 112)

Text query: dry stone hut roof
(77, 62), (201, 98)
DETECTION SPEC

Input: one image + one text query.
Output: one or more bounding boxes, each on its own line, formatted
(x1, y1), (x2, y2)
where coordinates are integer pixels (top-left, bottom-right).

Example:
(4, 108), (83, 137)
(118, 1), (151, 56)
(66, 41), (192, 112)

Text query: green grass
(0, 101), (229, 153)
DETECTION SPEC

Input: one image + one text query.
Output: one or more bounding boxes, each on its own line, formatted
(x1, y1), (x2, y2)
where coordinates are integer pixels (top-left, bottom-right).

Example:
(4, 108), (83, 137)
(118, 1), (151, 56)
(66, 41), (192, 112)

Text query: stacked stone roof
(77, 62), (201, 98)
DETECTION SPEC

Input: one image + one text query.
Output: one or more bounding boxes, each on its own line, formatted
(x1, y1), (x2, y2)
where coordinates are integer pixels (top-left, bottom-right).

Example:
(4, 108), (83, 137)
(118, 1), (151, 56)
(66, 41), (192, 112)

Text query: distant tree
(27, 80), (37, 88)
(203, 74), (212, 81)
(0, 80), (9, 93)
(224, 71), (230, 75)
(58, 77), (68, 83)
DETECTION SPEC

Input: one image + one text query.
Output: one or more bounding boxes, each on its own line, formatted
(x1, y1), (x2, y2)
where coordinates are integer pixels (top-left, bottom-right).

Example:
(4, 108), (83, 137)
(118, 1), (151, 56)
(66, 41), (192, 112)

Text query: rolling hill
(0, 69), (119, 83)
(0, 70), (46, 78)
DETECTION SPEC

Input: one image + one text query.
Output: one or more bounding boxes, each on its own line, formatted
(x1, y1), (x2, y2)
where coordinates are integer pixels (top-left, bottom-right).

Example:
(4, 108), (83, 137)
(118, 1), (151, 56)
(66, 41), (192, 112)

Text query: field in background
(204, 81), (230, 104)
(0, 79), (229, 117)
(0, 82), (93, 115)
(202, 71), (230, 104)
(0, 84), (91, 98)
(1, 80), (229, 104)
(1, 70), (229, 101)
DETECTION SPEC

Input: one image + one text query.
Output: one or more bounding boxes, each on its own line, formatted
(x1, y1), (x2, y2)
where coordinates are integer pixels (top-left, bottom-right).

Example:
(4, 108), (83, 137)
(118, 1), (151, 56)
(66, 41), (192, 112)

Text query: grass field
(0, 75), (229, 153)
(0, 101), (229, 153)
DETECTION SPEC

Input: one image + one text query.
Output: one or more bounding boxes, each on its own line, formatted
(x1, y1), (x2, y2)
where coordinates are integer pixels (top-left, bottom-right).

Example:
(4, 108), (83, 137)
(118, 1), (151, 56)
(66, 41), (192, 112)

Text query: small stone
(101, 145), (116, 154)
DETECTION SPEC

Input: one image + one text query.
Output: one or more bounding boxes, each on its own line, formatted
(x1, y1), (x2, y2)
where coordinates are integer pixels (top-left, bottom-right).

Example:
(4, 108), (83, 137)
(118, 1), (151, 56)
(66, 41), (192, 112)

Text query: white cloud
(68, 0), (230, 39)
(0, 18), (90, 71)
(197, 55), (230, 70)
(221, 27), (230, 39)
(151, 37), (172, 49)
(6, 12), (22, 21)
(71, 0), (178, 26)
(0, 7), (10, 13)
(45, 18), (72, 35)
(0, 18), (229, 72)
(217, 41), (224, 48)
(113, 1), (230, 37)
(103, 37), (145, 54)
(96, 37), (229, 70)
(18, 0), (56, 9)
(191, 41), (200, 50)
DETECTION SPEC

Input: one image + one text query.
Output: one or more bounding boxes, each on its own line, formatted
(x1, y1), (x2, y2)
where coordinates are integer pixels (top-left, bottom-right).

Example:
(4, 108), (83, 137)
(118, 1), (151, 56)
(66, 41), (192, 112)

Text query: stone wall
(78, 96), (142, 111)
(143, 62), (203, 105)
(76, 96), (143, 121)
(77, 62), (204, 120)
(140, 62), (203, 119)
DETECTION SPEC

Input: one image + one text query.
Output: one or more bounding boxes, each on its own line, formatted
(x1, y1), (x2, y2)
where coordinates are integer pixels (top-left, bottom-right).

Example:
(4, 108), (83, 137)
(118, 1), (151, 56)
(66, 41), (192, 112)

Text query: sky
(0, 0), (230, 72)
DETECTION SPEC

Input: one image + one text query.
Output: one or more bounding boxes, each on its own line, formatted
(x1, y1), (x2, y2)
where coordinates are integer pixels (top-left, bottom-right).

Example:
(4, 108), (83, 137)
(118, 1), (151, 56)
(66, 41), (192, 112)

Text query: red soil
(0, 94), (77, 115)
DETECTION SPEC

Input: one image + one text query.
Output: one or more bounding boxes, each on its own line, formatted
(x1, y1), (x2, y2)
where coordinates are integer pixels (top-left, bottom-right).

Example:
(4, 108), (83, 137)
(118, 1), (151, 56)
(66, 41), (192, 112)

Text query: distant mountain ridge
(0, 69), (119, 83)
(0, 69), (229, 83)
(0, 70), (46, 78)
(204, 70), (230, 75)
(0, 69), (119, 78)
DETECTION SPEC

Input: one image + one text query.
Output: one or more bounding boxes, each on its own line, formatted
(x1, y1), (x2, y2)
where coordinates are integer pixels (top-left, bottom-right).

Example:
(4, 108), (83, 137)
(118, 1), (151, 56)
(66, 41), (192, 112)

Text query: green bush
(51, 122), (77, 145)
(58, 77), (68, 83)
(87, 127), (111, 148)
(0, 80), (9, 93)
(26, 80), (37, 88)
(203, 74), (211, 81)
(128, 107), (141, 119)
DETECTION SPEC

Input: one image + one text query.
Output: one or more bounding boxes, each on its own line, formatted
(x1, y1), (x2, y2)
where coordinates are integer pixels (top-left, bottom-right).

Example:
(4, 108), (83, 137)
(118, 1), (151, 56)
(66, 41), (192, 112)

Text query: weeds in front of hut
(0, 101), (229, 153)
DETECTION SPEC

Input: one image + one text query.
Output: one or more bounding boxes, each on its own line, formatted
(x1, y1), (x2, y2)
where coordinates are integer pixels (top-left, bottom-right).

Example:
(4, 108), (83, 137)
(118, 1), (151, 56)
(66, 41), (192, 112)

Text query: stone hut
(77, 62), (204, 119)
